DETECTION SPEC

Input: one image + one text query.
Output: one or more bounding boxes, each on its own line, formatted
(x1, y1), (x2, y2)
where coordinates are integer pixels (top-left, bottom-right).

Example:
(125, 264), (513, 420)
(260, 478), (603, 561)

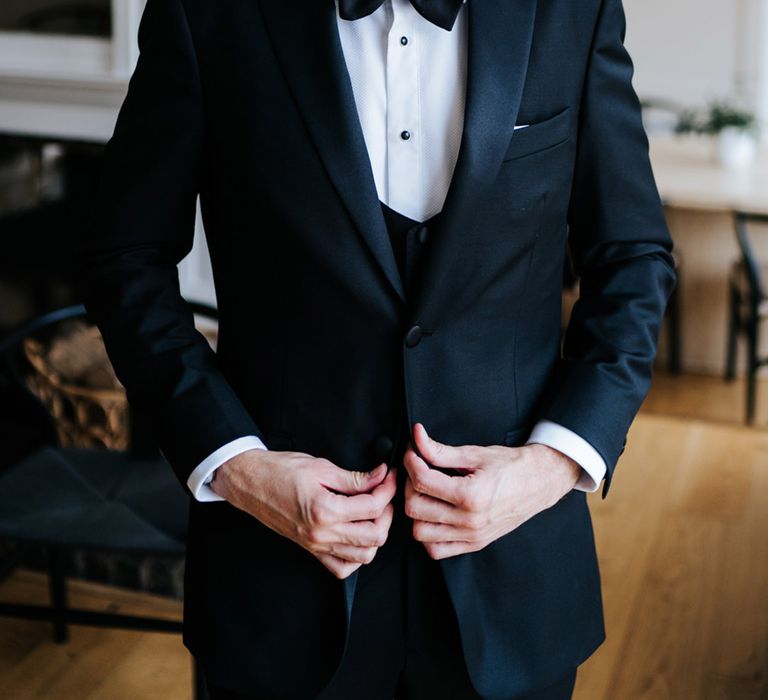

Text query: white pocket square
(513, 124), (530, 131)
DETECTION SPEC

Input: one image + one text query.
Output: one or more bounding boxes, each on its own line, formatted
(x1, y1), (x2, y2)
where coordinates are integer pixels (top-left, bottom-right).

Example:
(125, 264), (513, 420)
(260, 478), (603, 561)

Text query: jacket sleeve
(77, 0), (266, 493)
(532, 0), (677, 499)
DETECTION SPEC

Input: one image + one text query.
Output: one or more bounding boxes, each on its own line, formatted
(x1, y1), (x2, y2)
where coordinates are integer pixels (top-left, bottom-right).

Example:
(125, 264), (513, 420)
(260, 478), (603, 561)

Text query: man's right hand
(210, 449), (397, 579)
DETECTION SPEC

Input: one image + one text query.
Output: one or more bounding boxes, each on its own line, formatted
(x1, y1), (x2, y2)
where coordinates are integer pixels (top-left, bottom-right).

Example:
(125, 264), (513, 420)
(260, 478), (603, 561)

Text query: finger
(316, 553), (362, 580)
(319, 462), (388, 495)
(412, 519), (475, 544)
(403, 447), (468, 505)
(321, 543), (379, 564)
(412, 422), (483, 470)
(326, 467), (398, 522)
(328, 503), (394, 547)
(404, 478), (466, 525)
(423, 539), (487, 561)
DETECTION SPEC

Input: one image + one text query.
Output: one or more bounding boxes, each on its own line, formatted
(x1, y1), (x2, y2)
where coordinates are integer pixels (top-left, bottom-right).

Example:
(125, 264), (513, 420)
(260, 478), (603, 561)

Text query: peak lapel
(258, 0), (406, 303)
(410, 0), (539, 326)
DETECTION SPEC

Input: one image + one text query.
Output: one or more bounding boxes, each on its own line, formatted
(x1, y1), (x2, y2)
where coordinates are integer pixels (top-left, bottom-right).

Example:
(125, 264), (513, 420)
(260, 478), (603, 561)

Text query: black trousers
(206, 205), (577, 699)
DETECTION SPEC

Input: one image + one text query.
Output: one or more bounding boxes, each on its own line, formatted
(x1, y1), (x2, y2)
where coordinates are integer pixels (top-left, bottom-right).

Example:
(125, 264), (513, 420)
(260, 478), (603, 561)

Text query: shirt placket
(386, 0), (421, 218)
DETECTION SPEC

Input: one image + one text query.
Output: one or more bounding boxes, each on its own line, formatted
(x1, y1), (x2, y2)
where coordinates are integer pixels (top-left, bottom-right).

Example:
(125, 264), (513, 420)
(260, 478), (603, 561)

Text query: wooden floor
(643, 370), (768, 429)
(0, 572), (189, 699)
(575, 412), (768, 699)
(1, 373), (767, 699)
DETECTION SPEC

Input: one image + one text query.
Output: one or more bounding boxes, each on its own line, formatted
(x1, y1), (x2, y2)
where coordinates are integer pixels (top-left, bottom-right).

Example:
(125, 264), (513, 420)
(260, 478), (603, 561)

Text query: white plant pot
(717, 127), (757, 170)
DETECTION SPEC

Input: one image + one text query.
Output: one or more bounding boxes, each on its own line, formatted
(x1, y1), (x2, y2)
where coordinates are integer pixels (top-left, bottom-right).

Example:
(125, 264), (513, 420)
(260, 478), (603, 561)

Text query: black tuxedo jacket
(79, 0), (676, 698)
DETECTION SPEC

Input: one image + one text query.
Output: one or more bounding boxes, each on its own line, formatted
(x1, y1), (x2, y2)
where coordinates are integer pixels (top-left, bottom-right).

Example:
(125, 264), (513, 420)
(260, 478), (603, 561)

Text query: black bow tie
(338, 0), (464, 32)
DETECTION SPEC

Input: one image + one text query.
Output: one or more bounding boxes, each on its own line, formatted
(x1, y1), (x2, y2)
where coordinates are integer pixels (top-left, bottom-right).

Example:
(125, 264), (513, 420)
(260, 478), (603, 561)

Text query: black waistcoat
(377, 201), (444, 464)
(380, 201), (443, 299)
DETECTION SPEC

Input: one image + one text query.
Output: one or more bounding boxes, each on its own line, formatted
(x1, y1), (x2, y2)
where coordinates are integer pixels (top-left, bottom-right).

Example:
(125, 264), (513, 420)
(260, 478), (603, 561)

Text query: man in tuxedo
(79, 0), (676, 698)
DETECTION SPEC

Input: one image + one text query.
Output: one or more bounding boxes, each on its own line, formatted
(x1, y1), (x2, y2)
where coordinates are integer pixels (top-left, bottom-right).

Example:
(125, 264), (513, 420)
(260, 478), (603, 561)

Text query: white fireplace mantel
(0, 69), (129, 143)
(0, 0), (144, 143)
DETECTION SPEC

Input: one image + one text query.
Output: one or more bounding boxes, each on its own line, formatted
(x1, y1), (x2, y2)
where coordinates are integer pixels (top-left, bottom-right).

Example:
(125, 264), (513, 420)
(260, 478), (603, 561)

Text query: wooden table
(649, 134), (768, 215)
(646, 135), (768, 376)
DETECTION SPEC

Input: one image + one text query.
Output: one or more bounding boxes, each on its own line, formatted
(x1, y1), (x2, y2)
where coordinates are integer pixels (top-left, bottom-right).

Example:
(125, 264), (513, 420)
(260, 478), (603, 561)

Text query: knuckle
(362, 548), (377, 564)
(467, 511), (489, 530)
(308, 499), (330, 527)
(343, 563), (360, 579)
(307, 528), (327, 546)
(298, 524), (320, 546)
(369, 499), (386, 519)
(468, 529), (484, 544)
(367, 502), (383, 520)
(467, 445), (484, 461)
(459, 492), (477, 511)
(464, 512), (481, 530)
(460, 487), (485, 512)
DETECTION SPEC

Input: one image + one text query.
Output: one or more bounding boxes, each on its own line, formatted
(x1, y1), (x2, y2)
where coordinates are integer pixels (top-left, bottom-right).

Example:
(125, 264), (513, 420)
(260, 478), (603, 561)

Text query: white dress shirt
(187, 0), (607, 502)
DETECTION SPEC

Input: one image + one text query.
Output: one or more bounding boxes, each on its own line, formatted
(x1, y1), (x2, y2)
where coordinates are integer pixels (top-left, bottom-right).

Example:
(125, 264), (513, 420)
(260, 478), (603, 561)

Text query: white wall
(623, 0), (768, 131)
(755, 0), (768, 131)
(624, 0), (739, 106)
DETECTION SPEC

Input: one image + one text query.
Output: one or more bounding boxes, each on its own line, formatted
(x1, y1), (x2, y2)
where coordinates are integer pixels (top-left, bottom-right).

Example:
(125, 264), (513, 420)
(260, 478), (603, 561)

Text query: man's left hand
(403, 423), (582, 560)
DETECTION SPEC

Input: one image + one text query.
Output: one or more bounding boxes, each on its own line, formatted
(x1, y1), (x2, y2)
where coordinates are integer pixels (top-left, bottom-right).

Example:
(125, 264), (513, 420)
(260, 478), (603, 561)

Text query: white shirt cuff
(525, 420), (607, 493)
(186, 435), (268, 502)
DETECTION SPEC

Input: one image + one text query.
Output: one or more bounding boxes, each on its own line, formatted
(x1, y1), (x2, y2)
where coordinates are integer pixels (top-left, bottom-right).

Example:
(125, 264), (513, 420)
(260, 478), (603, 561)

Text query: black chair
(725, 212), (768, 423)
(0, 302), (217, 699)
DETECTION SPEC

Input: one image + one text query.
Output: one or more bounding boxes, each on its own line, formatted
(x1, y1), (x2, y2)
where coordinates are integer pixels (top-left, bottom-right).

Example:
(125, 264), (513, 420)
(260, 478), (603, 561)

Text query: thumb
(413, 422), (481, 469)
(321, 462), (388, 496)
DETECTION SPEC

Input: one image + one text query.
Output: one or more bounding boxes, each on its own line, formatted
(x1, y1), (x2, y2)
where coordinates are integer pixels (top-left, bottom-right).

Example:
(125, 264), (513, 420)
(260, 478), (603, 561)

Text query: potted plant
(677, 100), (759, 169)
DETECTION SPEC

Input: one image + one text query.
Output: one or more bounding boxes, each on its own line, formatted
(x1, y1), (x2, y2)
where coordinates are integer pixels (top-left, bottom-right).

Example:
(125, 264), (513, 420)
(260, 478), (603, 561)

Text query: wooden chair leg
(725, 285), (739, 381)
(746, 318), (760, 424)
(47, 547), (69, 644)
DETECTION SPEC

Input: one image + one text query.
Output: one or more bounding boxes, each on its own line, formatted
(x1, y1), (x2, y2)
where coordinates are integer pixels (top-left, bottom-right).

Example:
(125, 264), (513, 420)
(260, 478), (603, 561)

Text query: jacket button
(405, 325), (423, 347)
(370, 434), (394, 463)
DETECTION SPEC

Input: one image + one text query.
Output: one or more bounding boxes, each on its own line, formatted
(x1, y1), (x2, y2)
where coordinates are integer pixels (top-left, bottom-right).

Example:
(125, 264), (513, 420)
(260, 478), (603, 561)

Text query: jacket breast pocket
(502, 107), (572, 162)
